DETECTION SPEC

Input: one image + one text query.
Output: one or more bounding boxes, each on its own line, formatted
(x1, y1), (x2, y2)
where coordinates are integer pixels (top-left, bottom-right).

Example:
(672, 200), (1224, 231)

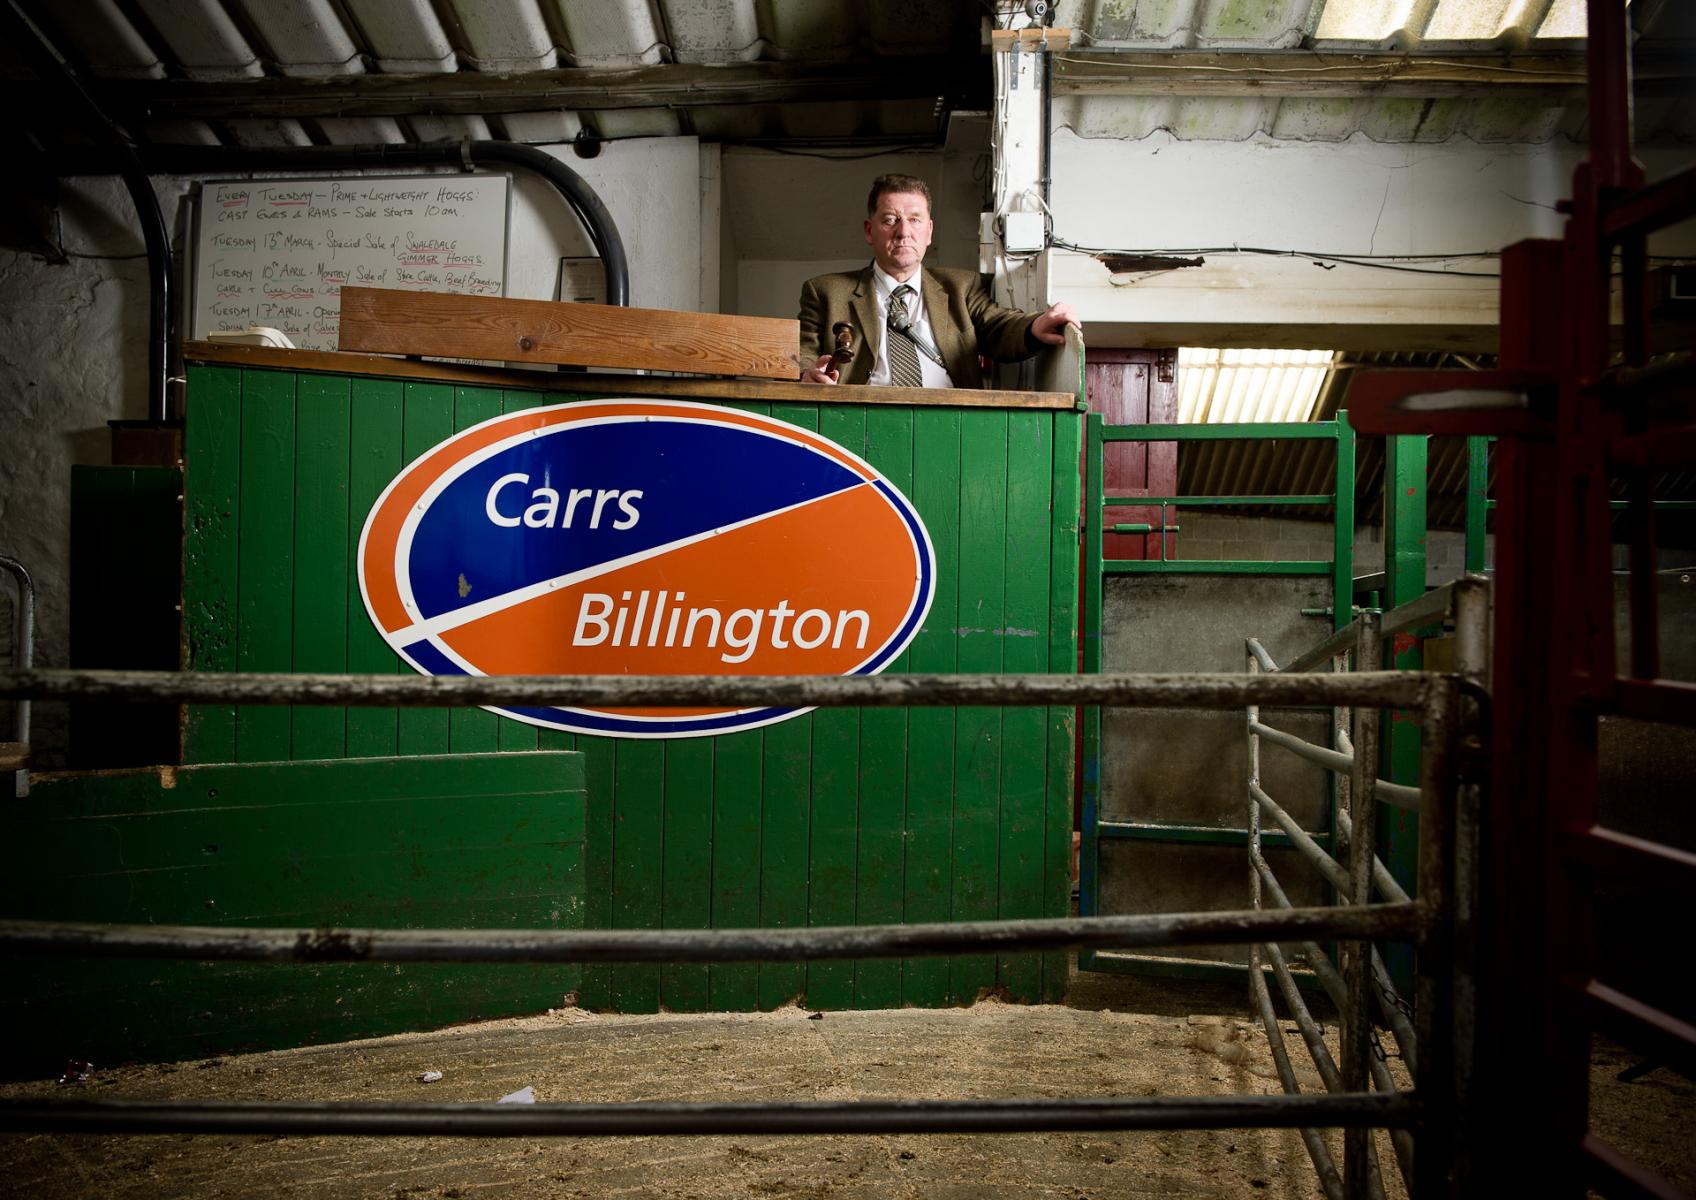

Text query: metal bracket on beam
(1344, 368), (1558, 437)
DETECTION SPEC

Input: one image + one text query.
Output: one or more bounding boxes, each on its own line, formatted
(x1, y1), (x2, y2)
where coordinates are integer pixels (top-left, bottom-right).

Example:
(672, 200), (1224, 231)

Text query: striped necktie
(885, 285), (923, 388)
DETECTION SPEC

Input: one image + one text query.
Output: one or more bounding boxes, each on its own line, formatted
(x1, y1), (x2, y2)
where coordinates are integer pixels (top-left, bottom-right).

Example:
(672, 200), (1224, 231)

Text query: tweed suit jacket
(797, 264), (1041, 388)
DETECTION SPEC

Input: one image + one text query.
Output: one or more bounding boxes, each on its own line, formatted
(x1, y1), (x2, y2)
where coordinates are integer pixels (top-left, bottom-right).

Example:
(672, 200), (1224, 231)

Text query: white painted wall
(722, 124), (991, 322)
(0, 138), (706, 765)
(1048, 129), (1696, 350)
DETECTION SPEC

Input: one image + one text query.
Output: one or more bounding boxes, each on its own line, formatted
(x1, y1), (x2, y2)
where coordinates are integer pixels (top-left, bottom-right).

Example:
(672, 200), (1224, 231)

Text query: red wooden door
(1084, 349), (1179, 560)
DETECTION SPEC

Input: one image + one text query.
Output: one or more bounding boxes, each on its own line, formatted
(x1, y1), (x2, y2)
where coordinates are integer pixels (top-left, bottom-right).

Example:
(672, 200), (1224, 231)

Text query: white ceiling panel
(343, 0), (457, 72)
(549, 0), (665, 67)
(233, 0), (362, 75)
(132, 0), (264, 79)
(451, 0), (559, 71)
(656, 0), (763, 63)
(23, 0), (165, 79)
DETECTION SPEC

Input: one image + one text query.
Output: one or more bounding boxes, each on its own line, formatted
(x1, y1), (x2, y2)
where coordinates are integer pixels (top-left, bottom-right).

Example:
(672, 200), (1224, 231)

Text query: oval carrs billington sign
(359, 398), (936, 738)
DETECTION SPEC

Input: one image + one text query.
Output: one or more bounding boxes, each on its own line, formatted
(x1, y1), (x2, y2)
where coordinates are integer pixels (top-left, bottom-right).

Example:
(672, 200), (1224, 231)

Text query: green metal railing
(1080, 413), (1357, 982)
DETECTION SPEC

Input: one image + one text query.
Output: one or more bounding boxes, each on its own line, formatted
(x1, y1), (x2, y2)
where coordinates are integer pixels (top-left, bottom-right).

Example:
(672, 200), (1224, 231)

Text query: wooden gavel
(831, 322), (856, 365)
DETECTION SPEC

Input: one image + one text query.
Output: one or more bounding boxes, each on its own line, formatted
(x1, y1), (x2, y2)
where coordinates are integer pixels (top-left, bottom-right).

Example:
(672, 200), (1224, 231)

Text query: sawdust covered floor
(3, 993), (1688, 1199)
(0, 995), (1375, 1200)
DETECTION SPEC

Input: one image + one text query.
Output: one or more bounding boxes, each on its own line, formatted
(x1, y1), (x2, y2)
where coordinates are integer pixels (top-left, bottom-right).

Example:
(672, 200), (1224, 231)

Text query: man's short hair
(866, 174), (932, 216)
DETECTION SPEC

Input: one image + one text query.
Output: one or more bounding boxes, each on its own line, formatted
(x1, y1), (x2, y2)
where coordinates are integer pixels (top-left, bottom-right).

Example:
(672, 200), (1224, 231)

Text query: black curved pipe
(133, 141), (631, 308)
(4, 1), (175, 422)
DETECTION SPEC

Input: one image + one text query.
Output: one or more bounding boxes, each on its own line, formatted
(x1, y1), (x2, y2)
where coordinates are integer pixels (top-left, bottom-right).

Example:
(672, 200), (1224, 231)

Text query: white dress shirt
(868, 264), (955, 389)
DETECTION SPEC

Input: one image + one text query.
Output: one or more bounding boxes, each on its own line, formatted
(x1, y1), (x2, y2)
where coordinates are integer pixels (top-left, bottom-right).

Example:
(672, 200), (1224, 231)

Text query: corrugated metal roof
(6, 0), (1689, 151)
(1177, 347), (1335, 423)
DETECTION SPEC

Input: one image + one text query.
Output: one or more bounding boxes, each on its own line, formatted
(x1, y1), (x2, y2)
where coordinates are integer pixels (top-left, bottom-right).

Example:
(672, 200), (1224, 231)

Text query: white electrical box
(1002, 211), (1046, 253)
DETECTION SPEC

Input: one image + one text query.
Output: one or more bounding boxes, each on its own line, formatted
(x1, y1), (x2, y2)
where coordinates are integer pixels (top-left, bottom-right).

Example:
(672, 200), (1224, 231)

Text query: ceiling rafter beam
(1052, 49), (1693, 100)
(72, 57), (989, 122)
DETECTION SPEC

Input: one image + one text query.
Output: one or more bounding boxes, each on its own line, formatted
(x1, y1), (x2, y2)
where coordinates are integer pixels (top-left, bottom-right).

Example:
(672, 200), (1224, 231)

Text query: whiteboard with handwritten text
(190, 175), (510, 351)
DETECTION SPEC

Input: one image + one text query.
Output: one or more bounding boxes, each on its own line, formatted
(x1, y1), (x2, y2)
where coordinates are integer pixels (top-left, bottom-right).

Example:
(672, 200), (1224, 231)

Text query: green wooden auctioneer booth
(182, 295), (1083, 1011)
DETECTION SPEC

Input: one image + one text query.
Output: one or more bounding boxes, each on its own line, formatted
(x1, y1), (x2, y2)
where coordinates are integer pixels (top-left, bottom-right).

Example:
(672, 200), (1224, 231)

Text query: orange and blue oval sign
(358, 399), (935, 738)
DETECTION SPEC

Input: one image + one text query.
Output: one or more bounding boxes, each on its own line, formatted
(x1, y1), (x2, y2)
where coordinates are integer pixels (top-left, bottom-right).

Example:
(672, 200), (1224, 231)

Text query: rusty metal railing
(1244, 574), (1487, 1199)
(0, 666), (1466, 1198)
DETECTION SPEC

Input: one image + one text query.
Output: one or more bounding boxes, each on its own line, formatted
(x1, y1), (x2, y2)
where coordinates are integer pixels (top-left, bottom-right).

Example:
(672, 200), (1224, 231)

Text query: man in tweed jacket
(798, 174), (1080, 388)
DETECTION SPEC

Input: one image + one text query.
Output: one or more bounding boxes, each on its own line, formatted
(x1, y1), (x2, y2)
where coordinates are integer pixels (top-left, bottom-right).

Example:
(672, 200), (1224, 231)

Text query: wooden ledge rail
(182, 342), (1077, 411)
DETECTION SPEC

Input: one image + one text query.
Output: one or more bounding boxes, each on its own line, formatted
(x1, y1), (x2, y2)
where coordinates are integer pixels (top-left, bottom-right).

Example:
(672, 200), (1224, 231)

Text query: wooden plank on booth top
(396, 381), (455, 757)
(951, 408), (1009, 1003)
(1044, 410), (1085, 1002)
(337, 286), (802, 381)
(710, 729), (763, 1010)
(661, 738), (713, 1012)
(901, 406), (961, 1008)
(447, 386), (505, 755)
(855, 406), (915, 1010)
(345, 377), (404, 759)
(290, 373), (352, 761)
(610, 741), (664, 1013)
(998, 409), (1054, 1002)
(807, 404), (866, 1010)
(234, 367), (298, 763)
(183, 364), (243, 764)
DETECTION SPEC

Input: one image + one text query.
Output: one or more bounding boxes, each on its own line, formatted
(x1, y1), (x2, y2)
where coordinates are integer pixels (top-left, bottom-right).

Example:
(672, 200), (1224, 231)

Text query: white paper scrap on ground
(418, 1071), (443, 1083)
(497, 1086), (536, 1104)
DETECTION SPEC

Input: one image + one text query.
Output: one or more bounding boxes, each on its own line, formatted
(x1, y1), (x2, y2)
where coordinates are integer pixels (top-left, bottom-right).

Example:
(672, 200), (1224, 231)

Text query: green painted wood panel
(902, 408), (962, 1005)
(1044, 409), (1085, 1001)
(0, 753), (584, 1079)
(709, 729), (763, 1009)
(951, 410), (1009, 1001)
(805, 405), (866, 1010)
(757, 404), (818, 1011)
(999, 409), (1053, 1001)
(610, 741), (663, 1012)
(397, 382), (454, 756)
(855, 406), (914, 1009)
(180, 365), (1080, 1016)
(235, 369), (297, 762)
(662, 738), (713, 1011)
(291, 373), (351, 760)
(344, 378), (404, 758)
(184, 364), (243, 763)
(448, 386), (505, 755)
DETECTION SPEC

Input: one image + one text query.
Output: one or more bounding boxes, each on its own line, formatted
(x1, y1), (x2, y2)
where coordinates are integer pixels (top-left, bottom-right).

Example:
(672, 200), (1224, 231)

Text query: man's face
(864, 190), (933, 280)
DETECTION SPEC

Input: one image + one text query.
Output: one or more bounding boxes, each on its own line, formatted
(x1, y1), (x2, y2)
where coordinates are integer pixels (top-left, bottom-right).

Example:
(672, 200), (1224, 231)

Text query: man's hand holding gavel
(802, 321), (856, 384)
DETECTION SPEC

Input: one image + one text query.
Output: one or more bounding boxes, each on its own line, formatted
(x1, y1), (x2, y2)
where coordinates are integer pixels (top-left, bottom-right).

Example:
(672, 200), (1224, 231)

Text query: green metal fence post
(1382, 433), (1427, 991)
(1466, 436), (1490, 574)
(1332, 411), (1356, 631)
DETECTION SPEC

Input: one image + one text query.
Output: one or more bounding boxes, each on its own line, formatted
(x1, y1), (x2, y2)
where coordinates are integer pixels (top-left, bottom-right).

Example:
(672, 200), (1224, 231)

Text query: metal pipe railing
(0, 1091), (1420, 1138)
(1250, 852), (1418, 1077)
(1242, 564), (1481, 1200)
(1248, 946), (1347, 1200)
(1247, 718), (1420, 810)
(1, 664), (1462, 1171)
(0, 903), (1426, 964)
(1342, 613), (1385, 1200)
(1263, 940), (1392, 1200)
(0, 667), (1432, 711)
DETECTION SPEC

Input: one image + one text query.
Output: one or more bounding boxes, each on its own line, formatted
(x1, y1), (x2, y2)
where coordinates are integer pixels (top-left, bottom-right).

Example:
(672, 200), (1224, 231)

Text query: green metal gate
(1079, 413), (1357, 980)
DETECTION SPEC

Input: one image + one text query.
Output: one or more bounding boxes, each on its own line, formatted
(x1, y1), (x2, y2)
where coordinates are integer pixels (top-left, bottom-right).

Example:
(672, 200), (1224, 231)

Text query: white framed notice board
(190, 174), (510, 351)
